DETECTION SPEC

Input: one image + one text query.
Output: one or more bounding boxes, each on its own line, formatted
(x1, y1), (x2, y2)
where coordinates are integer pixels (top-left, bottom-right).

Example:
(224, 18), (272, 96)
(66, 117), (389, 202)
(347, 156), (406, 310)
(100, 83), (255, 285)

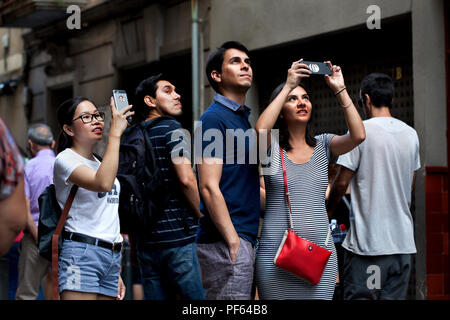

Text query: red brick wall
(425, 167), (449, 299)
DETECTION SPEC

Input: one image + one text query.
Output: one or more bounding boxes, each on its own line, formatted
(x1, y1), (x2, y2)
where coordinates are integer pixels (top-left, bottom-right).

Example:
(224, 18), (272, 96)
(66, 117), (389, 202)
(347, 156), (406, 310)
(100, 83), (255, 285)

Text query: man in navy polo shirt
(195, 41), (260, 300)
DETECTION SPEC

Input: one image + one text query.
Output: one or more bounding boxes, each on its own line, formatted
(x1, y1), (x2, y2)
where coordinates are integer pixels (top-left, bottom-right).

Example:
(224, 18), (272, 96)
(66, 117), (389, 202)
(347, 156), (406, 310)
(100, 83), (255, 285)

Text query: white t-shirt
(53, 148), (122, 243)
(337, 117), (420, 256)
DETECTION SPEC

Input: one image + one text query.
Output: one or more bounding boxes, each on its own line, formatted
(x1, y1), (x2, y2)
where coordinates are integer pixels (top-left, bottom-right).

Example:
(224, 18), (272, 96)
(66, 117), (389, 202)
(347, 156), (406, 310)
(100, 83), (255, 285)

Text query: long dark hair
(269, 82), (316, 151)
(56, 96), (93, 154)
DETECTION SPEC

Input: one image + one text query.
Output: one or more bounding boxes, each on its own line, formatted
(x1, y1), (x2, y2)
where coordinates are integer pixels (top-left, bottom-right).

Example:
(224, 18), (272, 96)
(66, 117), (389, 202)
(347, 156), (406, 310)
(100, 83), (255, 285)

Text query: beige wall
(413, 0), (447, 167)
(0, 28), (27, 63)
(86, 0), (107, 9)
(0, 27), (29, 150)
(209, 0), (411, 50)
(0, 81), (27, 149)
(32, 19), (116, 154)
(411, 0), (447, 300)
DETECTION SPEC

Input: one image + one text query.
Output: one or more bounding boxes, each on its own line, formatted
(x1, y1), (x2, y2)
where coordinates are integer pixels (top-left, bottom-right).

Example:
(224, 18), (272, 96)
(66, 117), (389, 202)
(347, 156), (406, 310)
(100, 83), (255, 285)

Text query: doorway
(118, 53), (193, 132)
(47, 86), (73, 140)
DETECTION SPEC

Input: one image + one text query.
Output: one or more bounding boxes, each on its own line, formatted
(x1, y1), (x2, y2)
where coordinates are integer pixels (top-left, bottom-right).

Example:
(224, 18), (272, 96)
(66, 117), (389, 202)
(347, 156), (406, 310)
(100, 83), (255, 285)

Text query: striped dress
(255, 134), (338, 300)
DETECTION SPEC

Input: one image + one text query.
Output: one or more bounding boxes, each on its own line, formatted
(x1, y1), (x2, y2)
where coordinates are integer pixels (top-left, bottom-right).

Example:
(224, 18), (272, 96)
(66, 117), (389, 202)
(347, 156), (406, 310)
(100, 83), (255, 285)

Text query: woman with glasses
(53, 96), (133, 300)
(254, 60), (365, 299)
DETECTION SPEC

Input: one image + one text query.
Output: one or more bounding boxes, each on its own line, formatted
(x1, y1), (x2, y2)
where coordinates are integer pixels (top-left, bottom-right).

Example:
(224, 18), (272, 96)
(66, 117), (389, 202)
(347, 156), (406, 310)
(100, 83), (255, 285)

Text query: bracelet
(334, 87), (346, 96)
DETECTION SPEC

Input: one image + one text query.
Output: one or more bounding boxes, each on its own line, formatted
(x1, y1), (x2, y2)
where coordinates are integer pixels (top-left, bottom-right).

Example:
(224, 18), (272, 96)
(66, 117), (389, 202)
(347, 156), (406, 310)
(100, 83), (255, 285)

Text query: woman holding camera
(255, 60), (365, 299)
(54, 96), (133, 300)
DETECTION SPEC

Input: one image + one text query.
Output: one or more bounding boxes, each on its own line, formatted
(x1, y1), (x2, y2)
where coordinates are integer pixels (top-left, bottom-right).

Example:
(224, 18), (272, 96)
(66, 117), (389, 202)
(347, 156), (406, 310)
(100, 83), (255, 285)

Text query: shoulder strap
(279, 147), (331, 247)
(139, 116), (176, 172)
(141, 117), (191, 229)
(280, 147), (294, 231)
(51, 184), (78, 300)
(139, 122), (158, 173)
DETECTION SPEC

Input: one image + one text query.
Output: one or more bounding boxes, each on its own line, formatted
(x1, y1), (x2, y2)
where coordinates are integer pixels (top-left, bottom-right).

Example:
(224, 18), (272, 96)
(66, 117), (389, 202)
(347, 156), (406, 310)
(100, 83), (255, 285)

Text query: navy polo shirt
(196, 93), (260, 246)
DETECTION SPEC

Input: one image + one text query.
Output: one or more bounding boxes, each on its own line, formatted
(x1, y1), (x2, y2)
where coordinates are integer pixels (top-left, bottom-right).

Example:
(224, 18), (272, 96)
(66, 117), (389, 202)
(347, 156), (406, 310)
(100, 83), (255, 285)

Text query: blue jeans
(137, 242), (205, 300)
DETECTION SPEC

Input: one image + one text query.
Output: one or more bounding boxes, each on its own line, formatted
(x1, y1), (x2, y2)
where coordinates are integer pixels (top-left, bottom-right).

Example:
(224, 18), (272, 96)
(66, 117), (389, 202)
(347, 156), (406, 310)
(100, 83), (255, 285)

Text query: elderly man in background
(16, 124), (56, 300)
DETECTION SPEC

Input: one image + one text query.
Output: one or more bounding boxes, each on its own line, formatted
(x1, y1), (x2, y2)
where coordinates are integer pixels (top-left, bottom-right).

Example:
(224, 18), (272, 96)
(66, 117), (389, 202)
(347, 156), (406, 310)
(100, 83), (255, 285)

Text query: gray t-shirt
(337, 117), (420, 256)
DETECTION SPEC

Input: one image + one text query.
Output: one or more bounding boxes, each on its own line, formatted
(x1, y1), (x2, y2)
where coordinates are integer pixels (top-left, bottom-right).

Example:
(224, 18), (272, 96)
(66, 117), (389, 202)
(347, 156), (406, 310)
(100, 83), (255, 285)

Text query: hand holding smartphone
(112, 90), (133, 123)
(301, 61), (332, 75)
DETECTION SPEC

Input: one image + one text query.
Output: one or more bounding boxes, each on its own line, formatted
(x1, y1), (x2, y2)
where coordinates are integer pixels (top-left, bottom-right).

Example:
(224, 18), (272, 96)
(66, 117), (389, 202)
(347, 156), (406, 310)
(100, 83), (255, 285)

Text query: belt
(63, 231), (122, 253)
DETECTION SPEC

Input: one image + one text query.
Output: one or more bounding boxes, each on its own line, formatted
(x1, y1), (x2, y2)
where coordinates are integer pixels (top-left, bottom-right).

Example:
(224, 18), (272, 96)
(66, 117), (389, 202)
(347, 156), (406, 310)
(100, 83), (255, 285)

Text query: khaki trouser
(196, 237), (255, 300)
(16, 232), (51, 300)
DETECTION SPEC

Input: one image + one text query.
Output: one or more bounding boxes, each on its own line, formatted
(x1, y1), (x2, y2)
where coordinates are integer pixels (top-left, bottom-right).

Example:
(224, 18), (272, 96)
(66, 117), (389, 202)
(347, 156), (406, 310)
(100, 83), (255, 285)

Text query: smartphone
(112, 90), (129, 111)
(301, 61), (332, 75)
(113, 89), (133, 123)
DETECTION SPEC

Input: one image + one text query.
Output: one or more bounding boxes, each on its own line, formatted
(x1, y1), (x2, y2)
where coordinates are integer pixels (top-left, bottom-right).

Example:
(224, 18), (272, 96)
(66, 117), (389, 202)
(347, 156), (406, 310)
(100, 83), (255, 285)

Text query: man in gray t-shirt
(327, 73), (420, 300)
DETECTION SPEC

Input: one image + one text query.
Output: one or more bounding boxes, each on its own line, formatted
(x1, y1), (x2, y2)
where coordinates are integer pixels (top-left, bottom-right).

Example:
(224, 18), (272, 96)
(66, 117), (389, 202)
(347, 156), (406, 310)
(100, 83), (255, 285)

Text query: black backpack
(37, 184), (77, 261)
(117, 117), (170, 235)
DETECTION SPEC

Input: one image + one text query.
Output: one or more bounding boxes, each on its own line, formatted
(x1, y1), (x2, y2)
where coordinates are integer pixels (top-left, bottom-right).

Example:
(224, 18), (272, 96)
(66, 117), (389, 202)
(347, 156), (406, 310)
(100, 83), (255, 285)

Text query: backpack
(37, 184), (77, 261)
(117, 117), (171, 235)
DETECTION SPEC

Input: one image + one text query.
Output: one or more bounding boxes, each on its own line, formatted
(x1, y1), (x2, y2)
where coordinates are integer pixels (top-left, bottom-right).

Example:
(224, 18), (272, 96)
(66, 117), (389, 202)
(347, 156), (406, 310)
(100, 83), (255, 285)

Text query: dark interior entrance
(118, 53), (193, 132)
(48, 85), (73, 141)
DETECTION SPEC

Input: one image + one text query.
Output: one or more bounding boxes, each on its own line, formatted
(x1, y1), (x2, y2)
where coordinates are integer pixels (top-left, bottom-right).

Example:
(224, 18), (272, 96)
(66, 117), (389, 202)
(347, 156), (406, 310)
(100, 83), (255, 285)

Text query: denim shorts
(58, 240), (122, 297)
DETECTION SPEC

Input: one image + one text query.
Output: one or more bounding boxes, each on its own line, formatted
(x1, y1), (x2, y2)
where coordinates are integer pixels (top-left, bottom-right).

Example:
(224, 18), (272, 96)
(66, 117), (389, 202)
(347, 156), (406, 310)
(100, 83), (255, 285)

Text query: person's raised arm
(197, 159), (240, 262)
(255, 59), (312, 148)
(68, 97), (134, 193)
(324, 62), (365, 157)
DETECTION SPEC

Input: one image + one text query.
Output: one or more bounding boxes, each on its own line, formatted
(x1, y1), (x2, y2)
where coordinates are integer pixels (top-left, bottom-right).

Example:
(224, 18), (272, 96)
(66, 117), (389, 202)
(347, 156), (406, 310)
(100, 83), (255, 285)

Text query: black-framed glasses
(72, 112), (105, 124)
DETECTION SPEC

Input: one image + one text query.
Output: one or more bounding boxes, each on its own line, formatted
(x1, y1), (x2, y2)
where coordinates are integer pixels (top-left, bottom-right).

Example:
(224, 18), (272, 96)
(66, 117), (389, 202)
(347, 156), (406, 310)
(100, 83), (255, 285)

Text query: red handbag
(274, 147), (332, 285)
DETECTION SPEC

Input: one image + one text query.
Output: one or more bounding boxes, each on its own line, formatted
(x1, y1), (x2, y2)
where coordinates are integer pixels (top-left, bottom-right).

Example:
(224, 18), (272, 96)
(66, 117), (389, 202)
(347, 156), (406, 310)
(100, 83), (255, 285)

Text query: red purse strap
(51, 185), (78, 300)
(279, 147), (331, 247)
(280, 147), (294, 230)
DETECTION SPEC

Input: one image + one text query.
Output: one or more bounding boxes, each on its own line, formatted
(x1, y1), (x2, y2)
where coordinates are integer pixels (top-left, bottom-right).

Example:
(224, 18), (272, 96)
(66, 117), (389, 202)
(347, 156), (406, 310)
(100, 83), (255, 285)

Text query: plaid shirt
(0, 118), (25, 199)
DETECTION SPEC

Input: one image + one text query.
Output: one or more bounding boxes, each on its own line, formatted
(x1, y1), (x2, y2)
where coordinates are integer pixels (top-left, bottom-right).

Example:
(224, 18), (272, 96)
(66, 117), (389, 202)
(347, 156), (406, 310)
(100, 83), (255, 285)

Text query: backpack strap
(139, 116), (175, 173)
(51, 184), (78, 300)
(139, 117), (192, 233)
